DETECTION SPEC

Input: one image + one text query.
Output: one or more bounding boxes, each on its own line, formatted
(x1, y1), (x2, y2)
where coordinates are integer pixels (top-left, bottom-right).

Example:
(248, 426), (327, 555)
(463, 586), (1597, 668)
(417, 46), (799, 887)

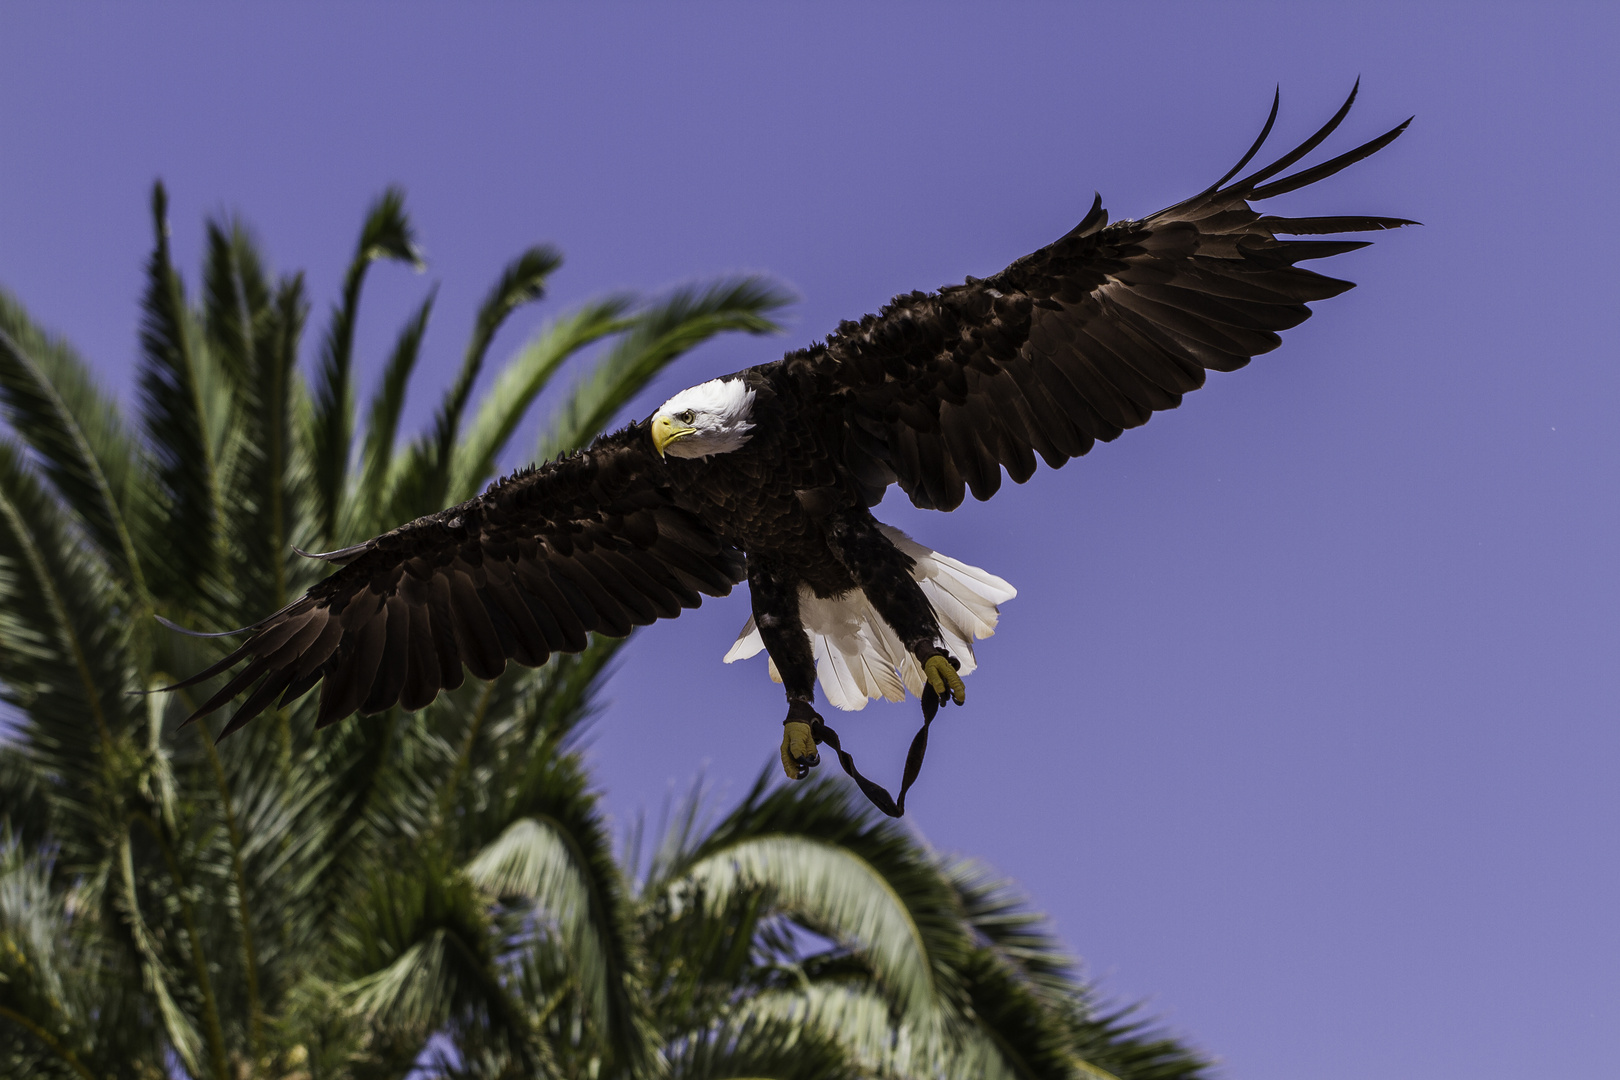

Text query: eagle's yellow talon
(924, 654), (965, 705)
(781, 720), (819, 780)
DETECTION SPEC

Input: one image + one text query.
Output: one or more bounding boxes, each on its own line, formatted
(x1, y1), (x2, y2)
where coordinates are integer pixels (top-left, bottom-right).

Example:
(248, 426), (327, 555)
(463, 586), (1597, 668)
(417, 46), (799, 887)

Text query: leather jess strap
(812, 683), (946, 819)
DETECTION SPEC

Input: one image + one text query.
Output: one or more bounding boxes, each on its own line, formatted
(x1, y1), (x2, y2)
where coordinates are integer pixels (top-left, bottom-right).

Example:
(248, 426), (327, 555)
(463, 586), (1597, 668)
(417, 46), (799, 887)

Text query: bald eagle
(167, 88), (1410, 815)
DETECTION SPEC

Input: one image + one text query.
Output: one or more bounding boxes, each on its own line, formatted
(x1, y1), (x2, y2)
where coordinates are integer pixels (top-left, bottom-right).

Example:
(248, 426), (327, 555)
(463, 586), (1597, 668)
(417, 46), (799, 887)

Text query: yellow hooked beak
(651, 415), (697, 458)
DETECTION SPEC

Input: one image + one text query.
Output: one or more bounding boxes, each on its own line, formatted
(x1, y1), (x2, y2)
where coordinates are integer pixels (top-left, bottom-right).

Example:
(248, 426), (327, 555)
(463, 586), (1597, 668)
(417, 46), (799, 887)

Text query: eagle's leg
(746, 554), (822, 780)
(825, 509), (966, 706)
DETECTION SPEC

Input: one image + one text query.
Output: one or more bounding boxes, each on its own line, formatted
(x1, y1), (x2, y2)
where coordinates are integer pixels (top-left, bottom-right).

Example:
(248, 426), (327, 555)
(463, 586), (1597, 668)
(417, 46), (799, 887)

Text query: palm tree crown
(0, 186), (1209, 1079)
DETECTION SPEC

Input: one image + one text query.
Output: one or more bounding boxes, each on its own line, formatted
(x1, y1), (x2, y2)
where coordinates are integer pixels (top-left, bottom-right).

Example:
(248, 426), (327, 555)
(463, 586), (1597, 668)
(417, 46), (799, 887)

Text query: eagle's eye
(677, 410), (695, 424)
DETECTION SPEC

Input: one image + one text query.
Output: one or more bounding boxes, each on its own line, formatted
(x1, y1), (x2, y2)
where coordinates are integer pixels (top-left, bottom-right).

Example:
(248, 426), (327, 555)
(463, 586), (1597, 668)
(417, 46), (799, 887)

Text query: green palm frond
(201, 218), (312, 616)
(384, 245), (561, 526)
(446, 294), (633, 505)
(442, 246), (564, 446)
(0, 439), (134, 762)
(956, 945), (1106, 1080)
(347, 287), (437, 542)
(537, 276), (793, 461)
(0, 746), (52, 851)
(465, 817), (616, 1032)
(298, 710), (415, 916)
(650, 774), (1213, 1080)
(948, 857), (1078, 1004)
(947, 859), (1210, 1080)
(110, 818), (217, 1079)
(664, 1013), (855, 1080)
(260, 275), (312, 603)
(680, 830), (941, 1026)
(665, 771), (970, 1020)
(466, 718), (657, 1072)
(730, 984), (899, 1077)
(310, 186), (421, 543)
(138, 182), (231, 612)
(1059, 1004), (1211, 1080)
(202, 216), (273, 393)
(339, 853), (491, 1024)
(339, 848), (541, 1072)
(737, 978), (1082, 1080)
(0, 836), (168, 1080)
(0, 291), (152, 611)
(424, 635), (628, 855)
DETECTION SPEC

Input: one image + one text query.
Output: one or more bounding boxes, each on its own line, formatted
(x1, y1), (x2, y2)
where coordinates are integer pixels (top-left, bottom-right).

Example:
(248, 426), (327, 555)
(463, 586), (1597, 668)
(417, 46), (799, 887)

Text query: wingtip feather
(1202, 86), (1282, 196)
(1249, 116), (1413, 201)
(1234, 80), (1363, 192)
(156, 614), (250, 639)
(292, 542), (370, 565)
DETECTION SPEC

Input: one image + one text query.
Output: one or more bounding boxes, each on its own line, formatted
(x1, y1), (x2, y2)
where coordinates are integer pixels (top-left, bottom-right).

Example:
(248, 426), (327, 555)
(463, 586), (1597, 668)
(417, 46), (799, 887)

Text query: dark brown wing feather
(777, 85), (1414, 511)
(166, 425), (744, 737)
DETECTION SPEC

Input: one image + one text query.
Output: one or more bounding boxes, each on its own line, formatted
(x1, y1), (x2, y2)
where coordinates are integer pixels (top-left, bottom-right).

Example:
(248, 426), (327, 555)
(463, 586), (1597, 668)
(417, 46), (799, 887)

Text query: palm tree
(0, 186), (1210, 1080)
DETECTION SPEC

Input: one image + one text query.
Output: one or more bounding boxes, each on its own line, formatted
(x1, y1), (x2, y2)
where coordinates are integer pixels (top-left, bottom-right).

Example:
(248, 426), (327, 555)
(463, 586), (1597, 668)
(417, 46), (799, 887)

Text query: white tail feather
(722, 526), (1016, 711)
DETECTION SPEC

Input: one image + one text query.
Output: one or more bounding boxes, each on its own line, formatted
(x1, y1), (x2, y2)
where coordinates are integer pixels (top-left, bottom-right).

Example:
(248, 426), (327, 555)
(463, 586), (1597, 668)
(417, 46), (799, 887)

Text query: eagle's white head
(650, 377), (756, 459)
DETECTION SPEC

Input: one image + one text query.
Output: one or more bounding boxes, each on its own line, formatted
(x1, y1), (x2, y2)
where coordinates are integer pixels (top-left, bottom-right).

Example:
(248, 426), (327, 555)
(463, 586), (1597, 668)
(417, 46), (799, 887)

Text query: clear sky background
(3, 4), (1617, 1077)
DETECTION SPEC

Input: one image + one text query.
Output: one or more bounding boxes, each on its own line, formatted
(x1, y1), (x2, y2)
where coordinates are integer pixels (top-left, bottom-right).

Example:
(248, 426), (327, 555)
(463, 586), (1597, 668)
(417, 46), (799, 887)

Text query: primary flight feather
(165, 86), (1411, 814)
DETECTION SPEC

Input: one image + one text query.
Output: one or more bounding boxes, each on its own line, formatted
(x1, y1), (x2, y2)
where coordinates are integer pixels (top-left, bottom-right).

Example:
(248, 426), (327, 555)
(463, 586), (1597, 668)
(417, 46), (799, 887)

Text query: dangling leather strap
(810, 685), (945, 819)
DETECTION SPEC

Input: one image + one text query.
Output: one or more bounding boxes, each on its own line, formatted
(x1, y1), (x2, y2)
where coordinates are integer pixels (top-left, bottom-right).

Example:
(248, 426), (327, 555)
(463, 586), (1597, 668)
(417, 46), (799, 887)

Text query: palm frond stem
(115, 830), (207, 1077)
(446, 296), (631, 503)
(311, 187), (421, 543)
(0, 1003), (98, 1080)
(350, 288), (436, 540)
(0, 315), (153, 623)
(129, 809), (231, 1080)
(437, 679), (497, 830)
(260, 275), (306, 611)
(0, 451), (113, 751)
(191, 718), (266, 1060)
(410, 246), (561, 517)
(139, 182), (228, 600)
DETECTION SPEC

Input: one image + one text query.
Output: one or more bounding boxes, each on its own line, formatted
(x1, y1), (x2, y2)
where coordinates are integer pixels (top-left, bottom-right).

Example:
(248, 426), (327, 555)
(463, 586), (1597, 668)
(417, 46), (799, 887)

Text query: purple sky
(4, 4), (1618, 1077)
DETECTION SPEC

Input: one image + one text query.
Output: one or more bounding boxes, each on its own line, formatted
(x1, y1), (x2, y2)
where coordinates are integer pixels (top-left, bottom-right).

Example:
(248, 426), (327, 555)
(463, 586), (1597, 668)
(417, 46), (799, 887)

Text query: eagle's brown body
(660, 371), (860, 600)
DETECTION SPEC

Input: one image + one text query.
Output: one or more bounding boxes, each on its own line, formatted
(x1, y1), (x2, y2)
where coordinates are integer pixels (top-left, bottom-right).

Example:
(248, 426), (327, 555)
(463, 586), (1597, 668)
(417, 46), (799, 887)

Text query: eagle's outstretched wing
(165, 426), (743, 737)
(780, 84), (1413, 511)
